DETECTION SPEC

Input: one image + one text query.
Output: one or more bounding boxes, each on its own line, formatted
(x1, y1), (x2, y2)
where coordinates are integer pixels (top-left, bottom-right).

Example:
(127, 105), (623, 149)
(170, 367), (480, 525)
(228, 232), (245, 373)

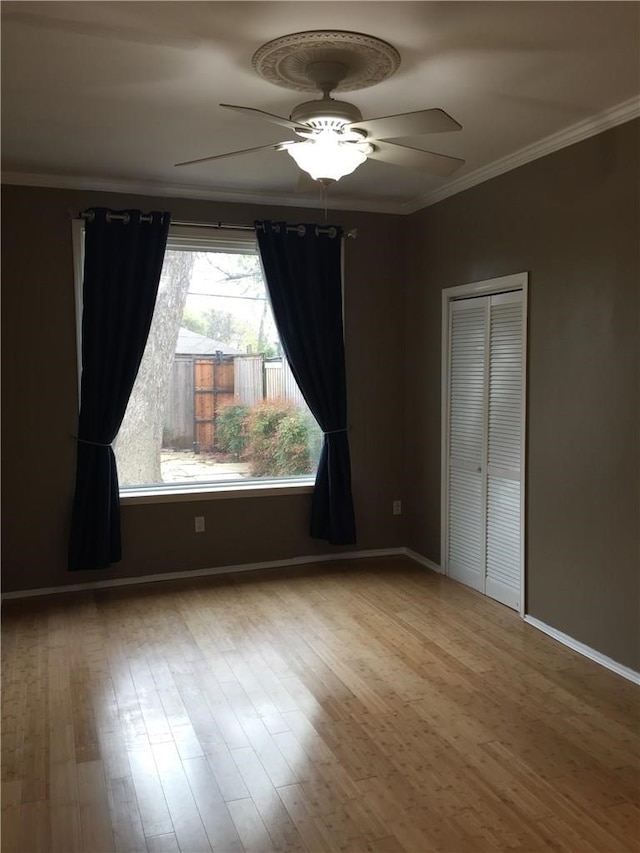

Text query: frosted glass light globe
(288, 131), (372, 182)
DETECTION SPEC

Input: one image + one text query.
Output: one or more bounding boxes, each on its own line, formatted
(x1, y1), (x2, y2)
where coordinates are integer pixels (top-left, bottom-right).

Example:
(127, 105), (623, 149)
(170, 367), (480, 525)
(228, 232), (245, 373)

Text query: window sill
(120, 478), (315, 505)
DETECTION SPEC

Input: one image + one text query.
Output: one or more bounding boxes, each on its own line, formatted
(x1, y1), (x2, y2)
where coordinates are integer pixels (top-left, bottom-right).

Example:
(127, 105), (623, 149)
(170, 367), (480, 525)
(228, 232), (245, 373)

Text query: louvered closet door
(444, 286), (524, 611)
(446, 297), (489, 592)
(485, 291), (523, 609)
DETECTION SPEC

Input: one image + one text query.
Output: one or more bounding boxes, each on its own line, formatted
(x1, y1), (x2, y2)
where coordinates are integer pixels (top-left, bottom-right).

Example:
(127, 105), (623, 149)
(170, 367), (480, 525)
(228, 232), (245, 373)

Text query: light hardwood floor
(2, 557), (638, 852)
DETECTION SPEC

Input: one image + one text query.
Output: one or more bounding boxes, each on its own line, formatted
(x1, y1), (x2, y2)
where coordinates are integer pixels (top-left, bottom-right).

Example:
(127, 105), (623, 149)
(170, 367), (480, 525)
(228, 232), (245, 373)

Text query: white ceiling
(2, 1), (639, 214)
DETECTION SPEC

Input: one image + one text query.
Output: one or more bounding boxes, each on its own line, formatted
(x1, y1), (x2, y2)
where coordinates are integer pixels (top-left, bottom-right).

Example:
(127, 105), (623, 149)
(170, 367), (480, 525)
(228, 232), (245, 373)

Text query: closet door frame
(441, 272), (528, 616)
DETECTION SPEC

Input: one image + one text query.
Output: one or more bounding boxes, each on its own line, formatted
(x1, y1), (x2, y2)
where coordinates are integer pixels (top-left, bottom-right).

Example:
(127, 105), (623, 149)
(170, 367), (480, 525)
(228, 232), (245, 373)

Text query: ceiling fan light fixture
(287, 131), (373, 182)
(176, 32), (464, 182)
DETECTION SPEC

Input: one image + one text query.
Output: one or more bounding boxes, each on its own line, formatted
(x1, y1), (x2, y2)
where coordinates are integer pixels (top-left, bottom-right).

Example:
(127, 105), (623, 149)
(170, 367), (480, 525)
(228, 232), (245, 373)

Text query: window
(74, 223), (321, 496)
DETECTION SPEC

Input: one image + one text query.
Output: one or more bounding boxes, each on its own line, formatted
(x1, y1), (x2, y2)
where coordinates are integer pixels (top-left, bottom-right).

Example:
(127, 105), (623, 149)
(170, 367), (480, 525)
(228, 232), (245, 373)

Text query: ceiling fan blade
(220, 104), (305, 133)
(349, 108), (462, 140)
(175, 141), (293, 167)
(368, 139), (464, 177)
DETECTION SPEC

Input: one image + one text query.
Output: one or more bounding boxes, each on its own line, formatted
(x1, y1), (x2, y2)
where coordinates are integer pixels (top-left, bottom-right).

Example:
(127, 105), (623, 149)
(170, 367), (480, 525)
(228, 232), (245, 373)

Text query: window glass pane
(114, 239), (321, 489)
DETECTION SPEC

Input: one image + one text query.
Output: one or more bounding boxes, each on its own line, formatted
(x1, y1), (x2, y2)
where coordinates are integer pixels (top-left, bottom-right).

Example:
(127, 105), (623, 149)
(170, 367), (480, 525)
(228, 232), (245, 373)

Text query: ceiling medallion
(252, 30), (401, 94)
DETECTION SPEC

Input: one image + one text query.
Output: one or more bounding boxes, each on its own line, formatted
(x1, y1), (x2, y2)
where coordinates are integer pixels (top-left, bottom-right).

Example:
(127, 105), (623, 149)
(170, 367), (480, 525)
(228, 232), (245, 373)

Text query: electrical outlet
(393, 500), (402, 516)
(194, 516), (205, 533)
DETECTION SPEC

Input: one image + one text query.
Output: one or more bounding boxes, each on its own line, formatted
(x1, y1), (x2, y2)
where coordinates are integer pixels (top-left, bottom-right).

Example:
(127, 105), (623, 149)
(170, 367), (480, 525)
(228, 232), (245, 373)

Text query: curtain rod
(175, 220), (357, 238)
(77, 212), (356, 238)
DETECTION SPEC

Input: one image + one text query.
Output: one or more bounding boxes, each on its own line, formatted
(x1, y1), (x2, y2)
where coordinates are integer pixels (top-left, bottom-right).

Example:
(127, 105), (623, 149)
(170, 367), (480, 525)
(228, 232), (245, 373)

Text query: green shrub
(247, 399), (313, 477)
(216, 404), (250, 459)
(274, 414), (311, 475)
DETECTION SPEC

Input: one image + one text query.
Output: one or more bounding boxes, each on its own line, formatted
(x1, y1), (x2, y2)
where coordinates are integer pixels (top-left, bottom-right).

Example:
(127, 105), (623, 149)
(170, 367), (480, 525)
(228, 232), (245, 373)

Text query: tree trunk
(114, 251), (195, 486)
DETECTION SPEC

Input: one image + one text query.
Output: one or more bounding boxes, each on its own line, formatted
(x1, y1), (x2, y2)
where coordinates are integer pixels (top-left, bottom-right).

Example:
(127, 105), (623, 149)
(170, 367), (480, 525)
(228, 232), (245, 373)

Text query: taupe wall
(3, 121), (638, 671)
(1, 187), (406, 592)
(405, 119), (639, 670)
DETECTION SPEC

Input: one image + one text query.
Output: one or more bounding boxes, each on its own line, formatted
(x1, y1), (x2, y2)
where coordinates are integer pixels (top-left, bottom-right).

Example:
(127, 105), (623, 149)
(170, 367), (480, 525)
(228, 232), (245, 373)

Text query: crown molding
(3, 96), (638, 216)
(400, 95), (640, 214)
(0, 171), (406, 215)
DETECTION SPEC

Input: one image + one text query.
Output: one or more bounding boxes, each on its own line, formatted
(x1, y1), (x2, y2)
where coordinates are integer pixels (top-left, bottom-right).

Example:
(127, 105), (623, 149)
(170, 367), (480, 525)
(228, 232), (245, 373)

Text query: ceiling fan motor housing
(290, 98), (363, 130)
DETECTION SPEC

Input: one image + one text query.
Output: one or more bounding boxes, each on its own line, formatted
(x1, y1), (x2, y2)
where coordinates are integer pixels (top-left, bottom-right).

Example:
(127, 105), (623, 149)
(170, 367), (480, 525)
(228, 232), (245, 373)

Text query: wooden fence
(162, 355), (193, 449)
(194, 358), (234, 452)
(234, 356), (263, 406)
(163, 354), (305, 452)
(265, 359), (306, 408)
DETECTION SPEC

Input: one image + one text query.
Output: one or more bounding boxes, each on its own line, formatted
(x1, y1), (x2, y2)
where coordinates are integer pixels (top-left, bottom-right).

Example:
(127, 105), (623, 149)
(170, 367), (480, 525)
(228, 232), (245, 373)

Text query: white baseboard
(2, 546), (443, 601)
(1, 547), (409, 600)
(403, 558), (638, 685)
(524, 616), (640, 686)
(403, 548), (443, 574)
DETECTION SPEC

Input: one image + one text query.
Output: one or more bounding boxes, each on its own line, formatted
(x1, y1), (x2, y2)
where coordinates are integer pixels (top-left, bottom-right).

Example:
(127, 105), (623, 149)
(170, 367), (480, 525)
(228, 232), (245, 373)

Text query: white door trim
(441, 272), (528, 616)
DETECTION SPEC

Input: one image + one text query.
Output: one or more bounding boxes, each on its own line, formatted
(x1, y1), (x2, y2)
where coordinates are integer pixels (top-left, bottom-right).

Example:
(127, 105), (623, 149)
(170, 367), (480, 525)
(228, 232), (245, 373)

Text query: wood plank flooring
(2, 557), (638, 852)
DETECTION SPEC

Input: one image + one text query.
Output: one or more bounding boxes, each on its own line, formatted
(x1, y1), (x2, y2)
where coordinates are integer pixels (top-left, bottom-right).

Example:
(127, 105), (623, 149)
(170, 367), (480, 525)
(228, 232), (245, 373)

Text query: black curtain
(68, 208), (170, 571)
(255, 220), (356, 545)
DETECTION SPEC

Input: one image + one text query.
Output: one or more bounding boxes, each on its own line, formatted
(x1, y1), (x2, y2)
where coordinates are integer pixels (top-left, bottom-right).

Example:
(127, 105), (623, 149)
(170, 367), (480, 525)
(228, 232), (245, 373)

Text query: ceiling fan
(175, 30), (464, 185)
